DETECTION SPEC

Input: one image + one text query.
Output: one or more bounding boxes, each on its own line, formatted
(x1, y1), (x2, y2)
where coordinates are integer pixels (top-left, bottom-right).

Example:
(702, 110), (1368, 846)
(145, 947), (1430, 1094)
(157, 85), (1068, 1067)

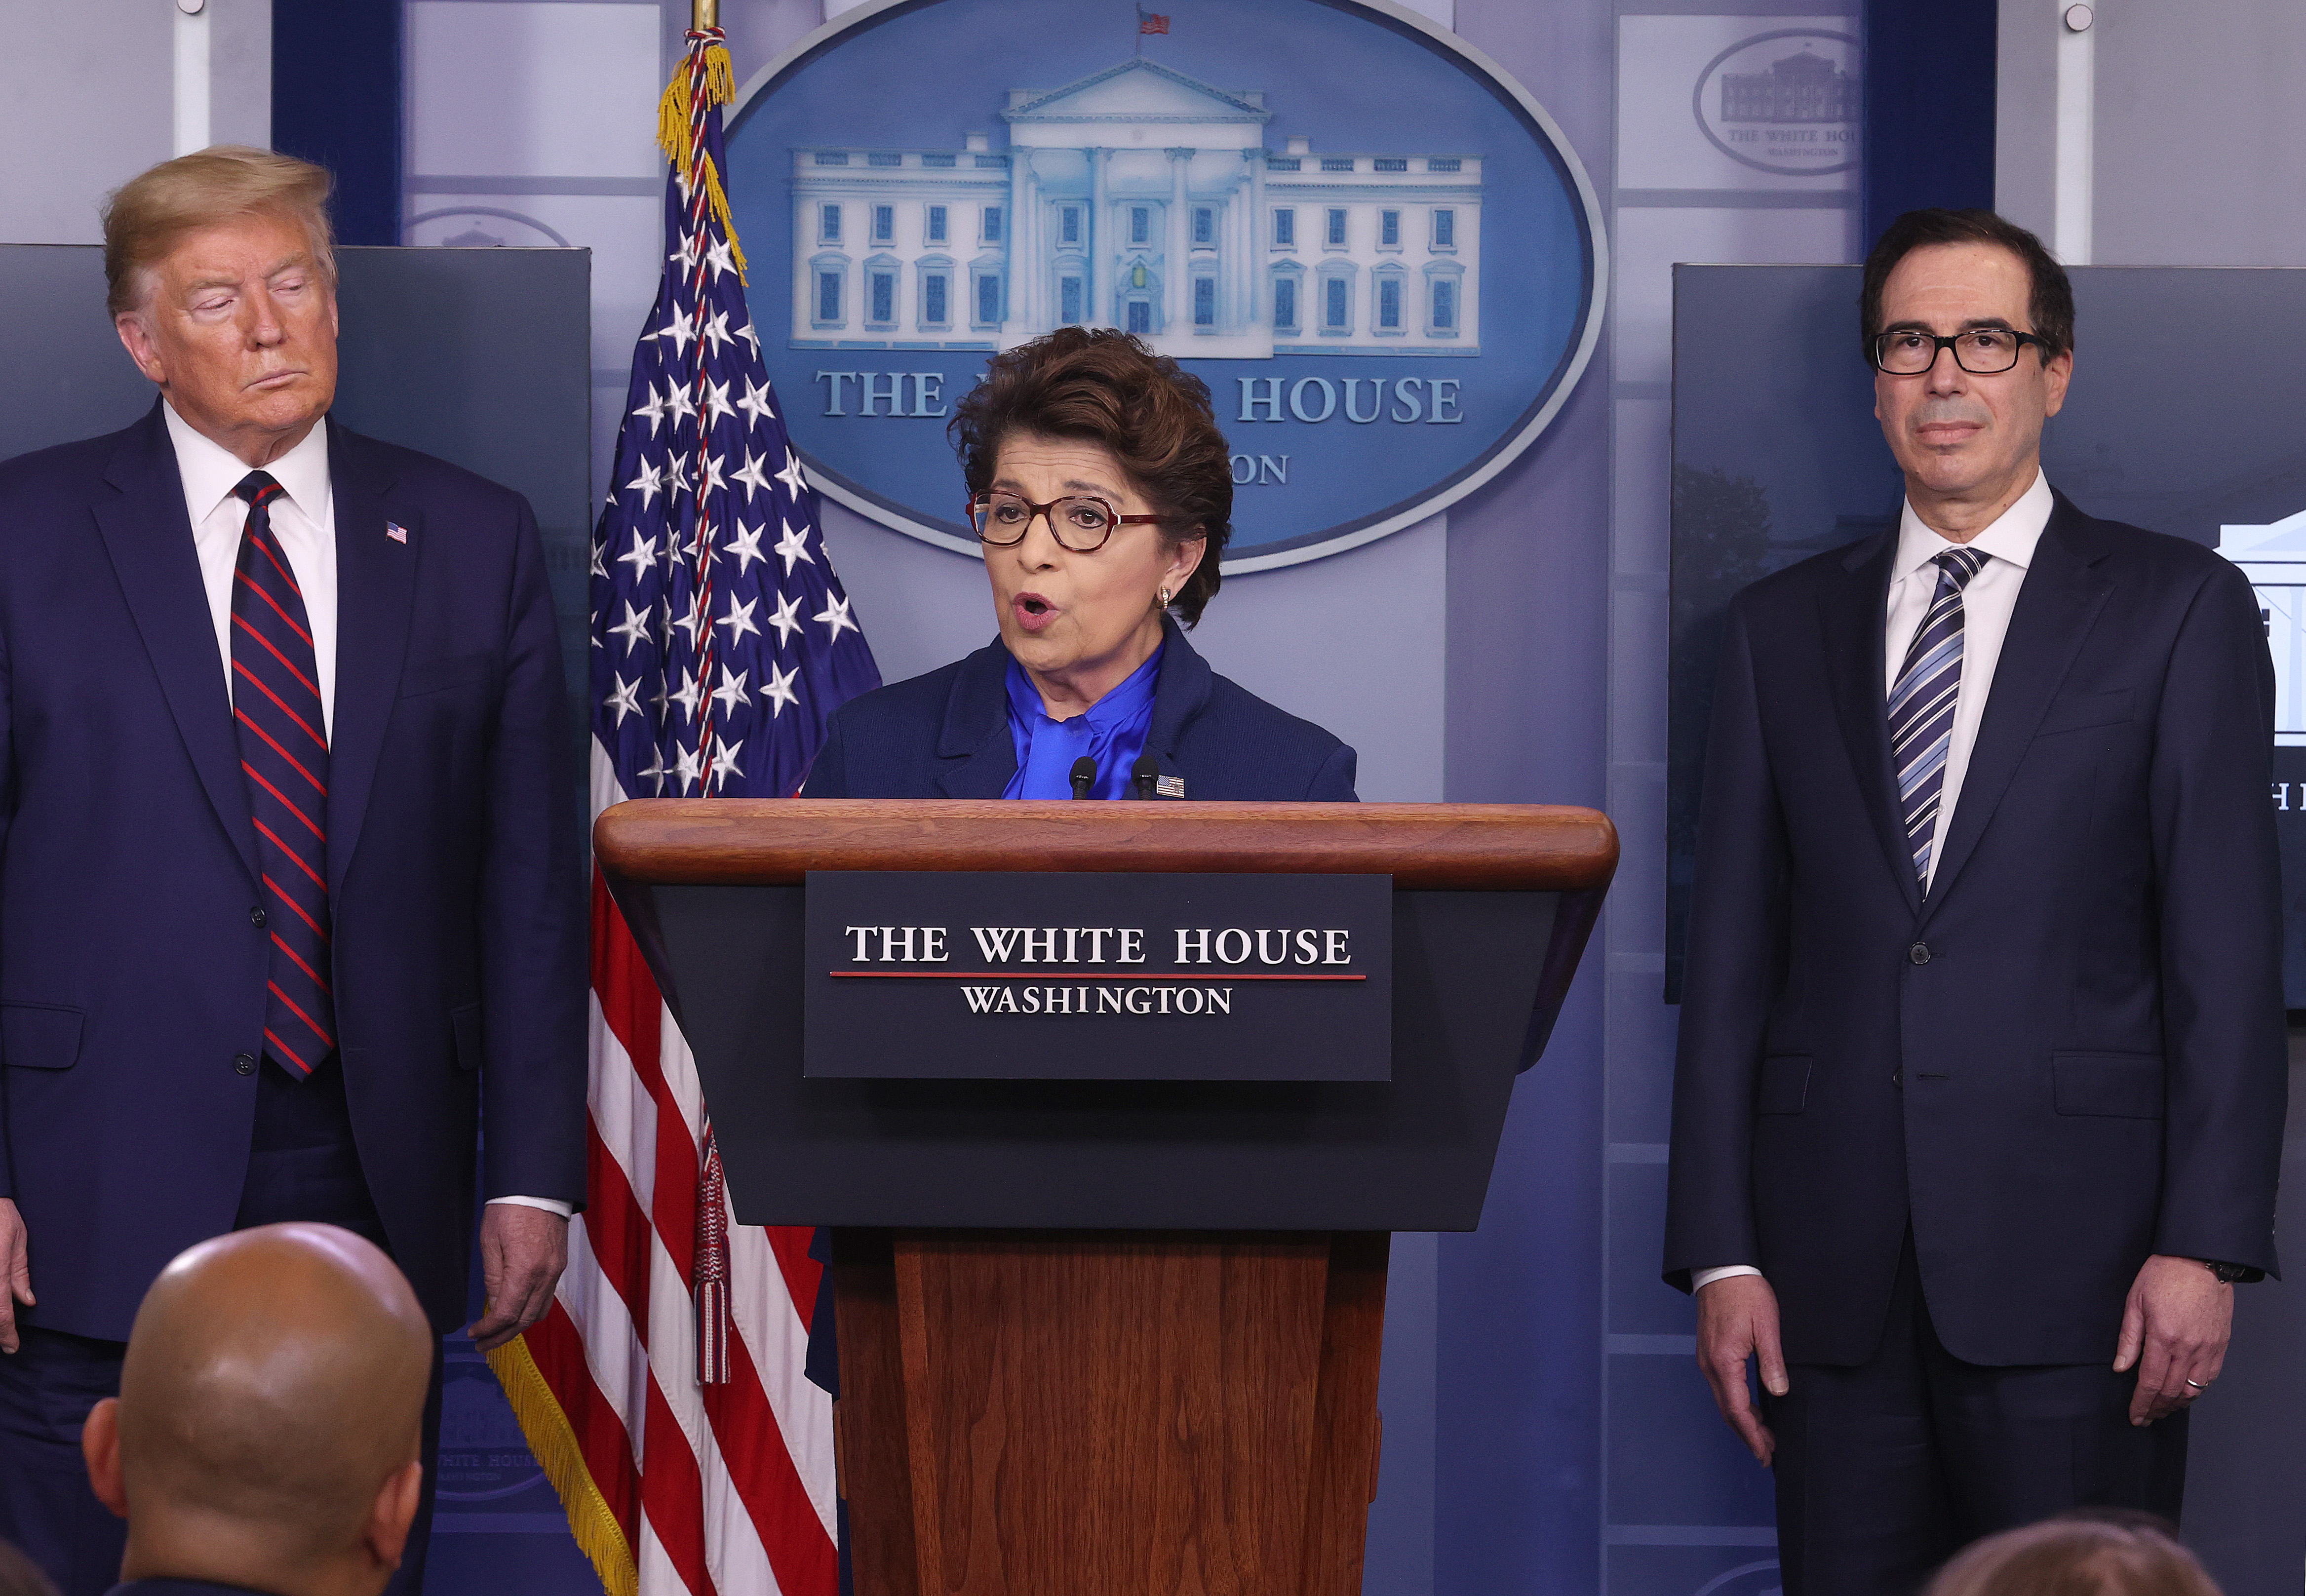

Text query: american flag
(485, 24), (877, 1596)
(1138, 7), (1172, 34)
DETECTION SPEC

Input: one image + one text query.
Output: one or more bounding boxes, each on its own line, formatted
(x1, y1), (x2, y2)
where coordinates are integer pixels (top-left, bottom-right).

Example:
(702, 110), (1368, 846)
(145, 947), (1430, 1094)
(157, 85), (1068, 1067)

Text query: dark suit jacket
(1663, 493), (2287, 1367)
(106, 1581), (274, 1596)
(0, 402), (586, 1338)
(801, 616), (1358, 800)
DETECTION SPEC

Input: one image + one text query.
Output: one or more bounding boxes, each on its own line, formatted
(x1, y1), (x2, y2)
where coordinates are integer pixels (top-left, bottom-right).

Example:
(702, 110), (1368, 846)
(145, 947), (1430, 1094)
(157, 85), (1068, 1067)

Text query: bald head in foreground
(78, 1225), (431, 1596)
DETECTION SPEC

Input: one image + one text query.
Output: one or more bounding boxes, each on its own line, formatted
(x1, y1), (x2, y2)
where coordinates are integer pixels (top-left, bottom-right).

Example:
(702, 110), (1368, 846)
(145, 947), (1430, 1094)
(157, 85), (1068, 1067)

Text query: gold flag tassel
(485, 1332), (640, 1596)
(656, 30), (748, 280)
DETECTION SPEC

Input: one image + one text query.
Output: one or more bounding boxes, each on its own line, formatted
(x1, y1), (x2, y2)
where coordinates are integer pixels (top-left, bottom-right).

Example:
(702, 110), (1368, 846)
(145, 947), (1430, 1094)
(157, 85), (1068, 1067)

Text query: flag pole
(693, 0), (719, 29)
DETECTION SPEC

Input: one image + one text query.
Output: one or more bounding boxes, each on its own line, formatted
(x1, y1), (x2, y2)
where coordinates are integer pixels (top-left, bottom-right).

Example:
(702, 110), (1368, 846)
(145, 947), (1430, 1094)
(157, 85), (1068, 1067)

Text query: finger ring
(2184, 1379), (2208, 1391)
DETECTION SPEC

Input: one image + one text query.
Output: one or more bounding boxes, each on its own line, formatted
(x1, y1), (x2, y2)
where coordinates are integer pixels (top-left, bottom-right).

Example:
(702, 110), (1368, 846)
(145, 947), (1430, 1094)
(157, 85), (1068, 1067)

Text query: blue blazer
(1663, 494), (2288, 1367)
(0, 402), (586, 1338)
(802, 617), (1357, 800)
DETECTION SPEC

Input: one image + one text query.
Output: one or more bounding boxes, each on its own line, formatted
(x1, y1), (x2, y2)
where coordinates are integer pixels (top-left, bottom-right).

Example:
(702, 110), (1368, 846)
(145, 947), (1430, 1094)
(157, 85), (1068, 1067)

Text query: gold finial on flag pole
(693, 0), (719, 30)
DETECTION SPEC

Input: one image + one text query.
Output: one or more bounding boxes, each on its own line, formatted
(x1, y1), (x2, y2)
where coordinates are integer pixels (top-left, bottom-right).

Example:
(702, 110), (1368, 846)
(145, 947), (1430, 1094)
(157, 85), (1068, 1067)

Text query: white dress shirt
(162, 401), (569, 1221)
(163, 402), (338, 733)
(1692, 471), (2055, 1293)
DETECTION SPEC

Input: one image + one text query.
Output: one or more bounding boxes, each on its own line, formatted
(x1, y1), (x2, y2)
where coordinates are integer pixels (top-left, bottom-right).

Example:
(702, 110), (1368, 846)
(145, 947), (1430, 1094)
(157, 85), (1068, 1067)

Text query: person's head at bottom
(79, 1223), (431, 1596)
(1924, 1515), (2222, 1596)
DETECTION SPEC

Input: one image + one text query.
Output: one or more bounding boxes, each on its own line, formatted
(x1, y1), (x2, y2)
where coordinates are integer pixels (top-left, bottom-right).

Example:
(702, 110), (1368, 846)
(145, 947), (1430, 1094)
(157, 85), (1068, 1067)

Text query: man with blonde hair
(0, 146), (586, 1593)
(80, 1224), (433, 1596)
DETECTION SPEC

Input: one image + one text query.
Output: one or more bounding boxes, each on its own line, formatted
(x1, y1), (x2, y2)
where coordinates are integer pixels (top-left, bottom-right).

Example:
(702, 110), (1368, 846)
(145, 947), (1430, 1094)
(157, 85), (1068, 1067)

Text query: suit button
(233, 1052), (257, 1076)
(250, 906), (268, 928)
(1892, 1069), (1903, 1087)
(1909, 942), (1932, 965)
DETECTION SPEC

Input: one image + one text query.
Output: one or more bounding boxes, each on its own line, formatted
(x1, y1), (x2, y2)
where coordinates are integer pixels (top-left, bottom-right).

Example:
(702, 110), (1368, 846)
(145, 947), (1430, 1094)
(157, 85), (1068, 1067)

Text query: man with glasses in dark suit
(1665, 208), (2286, 1593)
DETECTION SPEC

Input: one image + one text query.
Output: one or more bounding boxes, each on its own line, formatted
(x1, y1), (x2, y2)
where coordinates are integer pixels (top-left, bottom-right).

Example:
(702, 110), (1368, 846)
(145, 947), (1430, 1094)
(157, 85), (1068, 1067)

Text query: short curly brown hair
(949, 327), (1231, 626)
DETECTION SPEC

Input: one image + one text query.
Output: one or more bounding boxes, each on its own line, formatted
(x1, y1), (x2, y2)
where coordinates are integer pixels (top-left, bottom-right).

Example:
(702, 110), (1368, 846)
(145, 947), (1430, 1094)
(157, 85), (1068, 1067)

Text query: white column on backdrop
(1009, 148), (1030, 335)
(1243, 146), (1264, 325)
(2053, 2), (2096, 263)
(1021, 152), (1043, 333)
(1165, 148), (1189, 332)
(1089, 146), (1111, 325)
(173, 0), (211, 156)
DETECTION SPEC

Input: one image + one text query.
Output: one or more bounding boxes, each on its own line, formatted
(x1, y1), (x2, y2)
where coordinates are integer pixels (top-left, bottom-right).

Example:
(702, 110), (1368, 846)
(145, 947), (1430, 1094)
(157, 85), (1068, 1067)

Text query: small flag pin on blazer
(386, 522), (408, 544)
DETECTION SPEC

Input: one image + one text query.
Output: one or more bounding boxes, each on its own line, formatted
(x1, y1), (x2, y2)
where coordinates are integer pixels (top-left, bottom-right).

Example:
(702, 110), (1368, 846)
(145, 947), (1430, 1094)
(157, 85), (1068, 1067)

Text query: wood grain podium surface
(595, 797), (1619, 892)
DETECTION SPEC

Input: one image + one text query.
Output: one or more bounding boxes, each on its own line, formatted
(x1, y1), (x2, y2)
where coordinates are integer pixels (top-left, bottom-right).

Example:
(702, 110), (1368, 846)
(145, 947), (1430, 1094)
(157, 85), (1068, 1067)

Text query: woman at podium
(802, 328), (1358, 801)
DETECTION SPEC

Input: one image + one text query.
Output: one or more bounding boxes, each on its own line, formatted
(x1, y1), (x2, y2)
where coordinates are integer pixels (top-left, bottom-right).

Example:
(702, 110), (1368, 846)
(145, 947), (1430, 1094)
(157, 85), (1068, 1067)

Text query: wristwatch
(2196, 1258), (2254, 1285)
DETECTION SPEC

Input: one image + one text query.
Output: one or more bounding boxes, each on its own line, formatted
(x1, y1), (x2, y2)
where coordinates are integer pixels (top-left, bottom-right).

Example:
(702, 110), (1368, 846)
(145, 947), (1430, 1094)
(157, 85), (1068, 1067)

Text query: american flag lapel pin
(385, 522), (409, 544)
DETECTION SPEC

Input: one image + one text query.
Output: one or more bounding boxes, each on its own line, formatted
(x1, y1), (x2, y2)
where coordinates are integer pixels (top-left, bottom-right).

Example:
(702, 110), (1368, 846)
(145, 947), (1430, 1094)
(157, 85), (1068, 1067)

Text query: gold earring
(1157, 586), (1172, 609)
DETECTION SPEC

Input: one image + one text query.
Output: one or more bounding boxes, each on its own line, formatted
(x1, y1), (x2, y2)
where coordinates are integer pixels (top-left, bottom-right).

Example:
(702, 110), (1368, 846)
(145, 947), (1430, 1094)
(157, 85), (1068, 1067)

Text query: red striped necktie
(231, 470), (335, 1078)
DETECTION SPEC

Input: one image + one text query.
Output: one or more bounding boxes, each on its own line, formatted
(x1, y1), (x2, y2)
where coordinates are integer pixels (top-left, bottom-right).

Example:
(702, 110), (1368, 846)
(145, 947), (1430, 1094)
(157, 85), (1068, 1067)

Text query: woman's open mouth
(1013, 592), (1058, 633)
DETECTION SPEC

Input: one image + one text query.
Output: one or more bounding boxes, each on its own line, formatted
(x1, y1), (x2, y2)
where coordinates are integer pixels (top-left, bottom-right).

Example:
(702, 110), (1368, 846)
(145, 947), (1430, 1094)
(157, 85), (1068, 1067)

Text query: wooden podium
(596, 799), (1617, 1596)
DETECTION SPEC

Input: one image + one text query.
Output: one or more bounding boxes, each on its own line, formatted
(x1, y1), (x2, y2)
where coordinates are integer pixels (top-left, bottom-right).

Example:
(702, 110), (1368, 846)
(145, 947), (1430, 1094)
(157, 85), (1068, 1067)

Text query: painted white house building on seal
(787, 58), (1482, 358)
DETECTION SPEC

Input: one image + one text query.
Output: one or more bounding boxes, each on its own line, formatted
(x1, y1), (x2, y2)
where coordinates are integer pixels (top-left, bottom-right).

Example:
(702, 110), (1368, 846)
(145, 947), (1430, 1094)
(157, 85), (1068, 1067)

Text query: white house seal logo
(724, 0), (1604, 570)
(1692, 29), (1860, 177)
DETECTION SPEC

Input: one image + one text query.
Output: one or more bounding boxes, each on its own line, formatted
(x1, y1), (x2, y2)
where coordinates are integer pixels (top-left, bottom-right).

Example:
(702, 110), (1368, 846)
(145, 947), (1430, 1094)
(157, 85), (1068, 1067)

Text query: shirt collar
(160, 400), (332, 527)
(1893, 468), (2053, 580)
(1005, 642), (1165, 731)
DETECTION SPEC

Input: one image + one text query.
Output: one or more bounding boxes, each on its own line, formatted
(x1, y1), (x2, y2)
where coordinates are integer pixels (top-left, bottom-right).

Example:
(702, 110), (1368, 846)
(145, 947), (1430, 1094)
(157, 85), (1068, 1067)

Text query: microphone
(1069, 756), (1097, 799)
(1130, 752), (1160, 799)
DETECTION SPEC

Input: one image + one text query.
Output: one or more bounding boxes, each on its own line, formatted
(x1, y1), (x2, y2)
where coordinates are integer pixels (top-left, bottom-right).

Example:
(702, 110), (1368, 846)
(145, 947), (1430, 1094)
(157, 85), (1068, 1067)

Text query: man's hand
(468, 1204), (568, 1353)
(1696, 1273), (1788, 1465)
(0, 1199), (31, 1354)
(2113, 1254), (2231, 1425)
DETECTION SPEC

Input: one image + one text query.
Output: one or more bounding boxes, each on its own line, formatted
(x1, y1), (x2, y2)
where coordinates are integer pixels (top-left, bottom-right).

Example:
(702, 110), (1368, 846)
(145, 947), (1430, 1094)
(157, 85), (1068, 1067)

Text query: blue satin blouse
(1002, 645), (1164, 799)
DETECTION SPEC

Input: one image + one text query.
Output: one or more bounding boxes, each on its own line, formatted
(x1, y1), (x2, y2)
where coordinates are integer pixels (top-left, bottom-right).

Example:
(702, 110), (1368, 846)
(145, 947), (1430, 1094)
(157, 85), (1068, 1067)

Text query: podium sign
(803, 869), (1392, 1081)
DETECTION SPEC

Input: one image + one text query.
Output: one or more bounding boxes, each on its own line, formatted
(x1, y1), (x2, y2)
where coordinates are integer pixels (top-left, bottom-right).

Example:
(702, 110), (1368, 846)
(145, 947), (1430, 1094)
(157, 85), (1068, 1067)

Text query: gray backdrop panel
(1668, 262), (2306, 1596)
(0, 243), (594, 704)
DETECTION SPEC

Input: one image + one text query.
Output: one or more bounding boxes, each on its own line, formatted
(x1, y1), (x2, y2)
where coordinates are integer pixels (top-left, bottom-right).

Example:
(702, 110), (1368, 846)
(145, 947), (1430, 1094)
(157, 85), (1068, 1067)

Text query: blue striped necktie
(230, 470), (336, 1078)
(1888, 545), (1988, 886)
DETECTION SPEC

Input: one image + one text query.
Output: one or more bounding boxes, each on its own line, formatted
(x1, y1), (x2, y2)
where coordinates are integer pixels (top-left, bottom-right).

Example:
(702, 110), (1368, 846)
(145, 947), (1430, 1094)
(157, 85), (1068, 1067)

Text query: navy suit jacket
(801, 617), (1358, 800)
(0, 402), (586, 1338)
(1663, 493), (2287, 1367)
(107, 1581), (274, 1596)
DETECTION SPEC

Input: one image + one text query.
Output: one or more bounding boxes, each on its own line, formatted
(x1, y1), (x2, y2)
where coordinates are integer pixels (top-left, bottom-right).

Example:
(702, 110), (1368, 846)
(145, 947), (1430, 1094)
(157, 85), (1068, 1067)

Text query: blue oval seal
(724, 0), (1605, 570)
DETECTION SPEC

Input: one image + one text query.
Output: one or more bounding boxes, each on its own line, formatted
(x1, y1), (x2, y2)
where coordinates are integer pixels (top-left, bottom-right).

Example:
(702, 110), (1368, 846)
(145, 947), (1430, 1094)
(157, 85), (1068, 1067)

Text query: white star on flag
(623, 464), (666, 514)
(608, 601), (652, 653)
(708, 736), (744, 783)
(700, 376), (735, 431)
(735, 378), (776, 428)
(631, 383), (669, 435)
(773, 520), (815, 574)
(710, 667), (749, 714)
(732, 449), (774, 502)
(717, 594), (762, 645)
(726, 520), (768, 574)
(760, 660), (800, 717)
(767, 590), (804, 646)
(603, 674), (641, 726)
(615, 528), (659, 573)
(813, 592), (858, 641)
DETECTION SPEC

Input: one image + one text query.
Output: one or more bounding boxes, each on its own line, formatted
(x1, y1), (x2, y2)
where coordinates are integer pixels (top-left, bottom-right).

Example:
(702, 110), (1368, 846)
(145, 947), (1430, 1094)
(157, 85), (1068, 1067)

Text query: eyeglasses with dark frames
(965, 491), (1167, 553)
(1871, 327), (2048, 376)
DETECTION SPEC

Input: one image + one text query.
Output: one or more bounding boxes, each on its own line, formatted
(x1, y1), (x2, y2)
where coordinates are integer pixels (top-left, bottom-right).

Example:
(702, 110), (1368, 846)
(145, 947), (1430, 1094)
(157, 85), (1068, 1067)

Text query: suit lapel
(322, 421), (417, 892)
(1820, 531), (1922, 915)
(93, 403), (260, 889)
(1918, 498), (2113, 920)
(933, 639), (1017, 797)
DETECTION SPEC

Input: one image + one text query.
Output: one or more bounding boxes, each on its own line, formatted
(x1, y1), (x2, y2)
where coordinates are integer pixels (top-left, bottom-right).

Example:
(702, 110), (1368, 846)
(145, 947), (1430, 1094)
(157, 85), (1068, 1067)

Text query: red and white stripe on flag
(484, 19), (877, 1595)
(483, 751), (839, 1596)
